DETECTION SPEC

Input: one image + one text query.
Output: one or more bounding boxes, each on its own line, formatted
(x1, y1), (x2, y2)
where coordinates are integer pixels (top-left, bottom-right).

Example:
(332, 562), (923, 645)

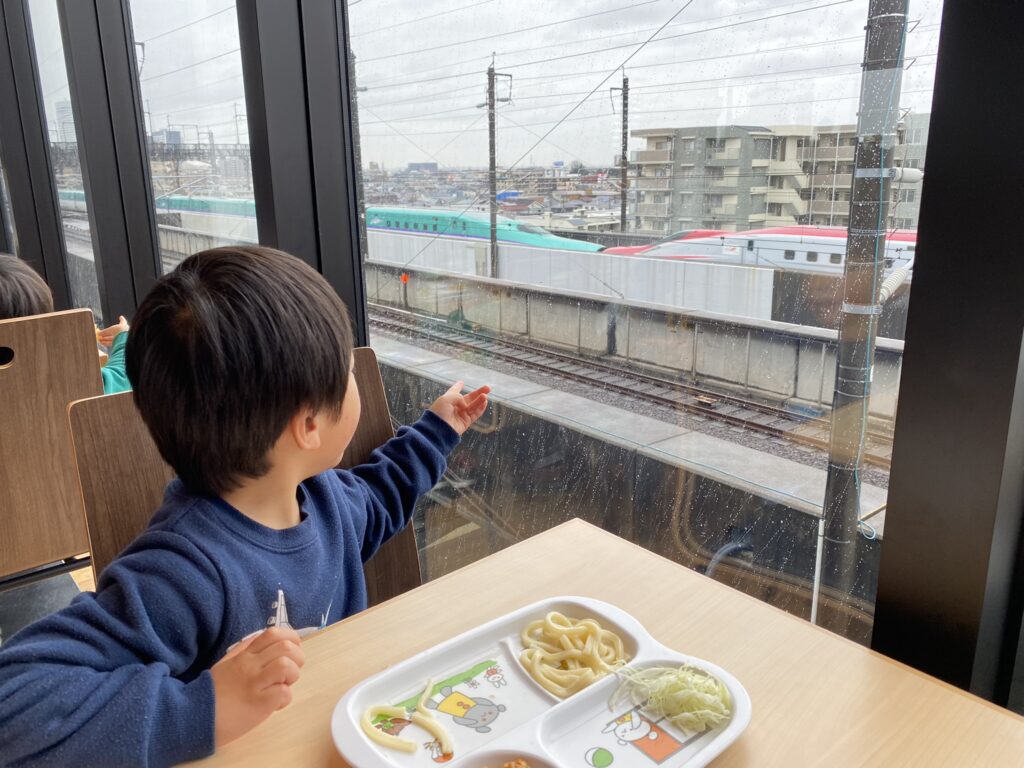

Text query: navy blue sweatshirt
(0, 411), (458, 767)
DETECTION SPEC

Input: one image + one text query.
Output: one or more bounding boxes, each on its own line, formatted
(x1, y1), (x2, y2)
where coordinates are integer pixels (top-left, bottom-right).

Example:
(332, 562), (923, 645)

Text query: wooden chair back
(0, 309), (103, 578)
(68, 347), (422, 604)
(67, 391), (175, 582)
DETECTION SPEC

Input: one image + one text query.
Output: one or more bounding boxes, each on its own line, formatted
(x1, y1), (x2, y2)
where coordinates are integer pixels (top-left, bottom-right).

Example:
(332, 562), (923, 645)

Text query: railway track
(369, 305), (893, 470)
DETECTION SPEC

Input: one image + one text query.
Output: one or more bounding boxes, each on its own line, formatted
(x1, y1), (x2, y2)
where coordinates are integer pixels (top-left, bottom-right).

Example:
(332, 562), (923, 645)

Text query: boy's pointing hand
(429, 381), (491, 436)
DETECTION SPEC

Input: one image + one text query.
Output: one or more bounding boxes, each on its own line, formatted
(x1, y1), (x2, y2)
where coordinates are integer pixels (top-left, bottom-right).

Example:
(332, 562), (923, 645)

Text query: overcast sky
(30, 0), (944, 169)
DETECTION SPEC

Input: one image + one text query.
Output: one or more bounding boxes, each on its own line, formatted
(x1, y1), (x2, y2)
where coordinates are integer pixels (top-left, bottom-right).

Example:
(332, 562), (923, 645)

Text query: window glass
(0, 154), (16, 255)
(346, 0), (942, 643)
(127, 0), (255, 274)
(807, 251), (818, 262)
(27, 0), (102, 320)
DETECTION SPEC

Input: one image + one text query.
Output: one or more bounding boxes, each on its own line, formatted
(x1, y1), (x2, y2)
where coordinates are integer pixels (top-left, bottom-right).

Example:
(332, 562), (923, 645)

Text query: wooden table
(194, 519), (1024, 767)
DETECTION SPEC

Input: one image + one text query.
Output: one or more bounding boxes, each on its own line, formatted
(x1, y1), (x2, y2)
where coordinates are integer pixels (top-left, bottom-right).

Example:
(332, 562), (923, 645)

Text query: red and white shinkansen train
(605, 226), (916, 274)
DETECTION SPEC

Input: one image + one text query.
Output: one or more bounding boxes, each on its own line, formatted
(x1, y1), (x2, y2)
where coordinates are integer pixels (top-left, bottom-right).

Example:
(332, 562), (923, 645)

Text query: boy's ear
(287, 410), (322, 451)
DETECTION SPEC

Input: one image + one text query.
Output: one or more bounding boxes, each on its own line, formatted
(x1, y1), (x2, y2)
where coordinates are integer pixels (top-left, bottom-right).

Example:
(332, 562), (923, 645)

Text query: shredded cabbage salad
(610, 665), (732, 733)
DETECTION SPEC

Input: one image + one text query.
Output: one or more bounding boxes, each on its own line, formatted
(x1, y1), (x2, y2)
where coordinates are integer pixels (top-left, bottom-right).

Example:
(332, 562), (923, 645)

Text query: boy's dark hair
(126, 246), (354, 496)
(0, 253), (54, 320)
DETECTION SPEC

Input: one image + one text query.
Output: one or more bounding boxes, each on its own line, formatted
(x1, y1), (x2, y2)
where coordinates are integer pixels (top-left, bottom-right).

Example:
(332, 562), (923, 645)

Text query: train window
(386, 220), (391, 227)
(830, 253), (842, 264)
(518, 224), (548, 234)
(462, 222), (467, 231)
(806, 251), (819, 262)
(433, 224), (438, 232)
(747, 240), (754, 251)
(784, 250), (795, 260)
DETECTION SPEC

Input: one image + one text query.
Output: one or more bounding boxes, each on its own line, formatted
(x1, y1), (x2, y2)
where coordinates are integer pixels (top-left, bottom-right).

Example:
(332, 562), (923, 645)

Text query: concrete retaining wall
(366, 262), (903, 420)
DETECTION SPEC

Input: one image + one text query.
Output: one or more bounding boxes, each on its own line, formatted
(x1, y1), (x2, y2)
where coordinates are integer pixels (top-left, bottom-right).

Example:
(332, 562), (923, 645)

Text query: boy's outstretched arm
(333, 382), (490, 562)
(0, 534), (225, 768)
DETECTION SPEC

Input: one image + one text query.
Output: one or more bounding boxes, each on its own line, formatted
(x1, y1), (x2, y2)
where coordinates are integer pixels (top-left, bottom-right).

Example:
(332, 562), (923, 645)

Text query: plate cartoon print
(331, 597), (751, 768)
(358, 650), (553, 765)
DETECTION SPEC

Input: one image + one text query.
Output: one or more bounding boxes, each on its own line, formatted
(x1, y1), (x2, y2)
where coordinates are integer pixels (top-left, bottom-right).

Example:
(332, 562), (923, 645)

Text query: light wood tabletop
(193, 519), (1024, 767)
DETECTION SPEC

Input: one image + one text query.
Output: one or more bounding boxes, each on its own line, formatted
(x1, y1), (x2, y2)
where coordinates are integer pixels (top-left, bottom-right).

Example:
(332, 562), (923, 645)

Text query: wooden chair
(0, 309), (103, 579)
(67, 390), (174, 583)
(68, 347), (423, 604)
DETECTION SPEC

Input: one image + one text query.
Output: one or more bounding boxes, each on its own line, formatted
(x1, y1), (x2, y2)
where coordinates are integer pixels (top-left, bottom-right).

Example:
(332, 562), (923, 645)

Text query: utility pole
(350, 51), (368, 263)
(233, 102), (242, 145)
(484, 61), (511, 278)
(487, 63), (498, 277)
(817, 0), (908, 634)
(611, 73), (629, 232)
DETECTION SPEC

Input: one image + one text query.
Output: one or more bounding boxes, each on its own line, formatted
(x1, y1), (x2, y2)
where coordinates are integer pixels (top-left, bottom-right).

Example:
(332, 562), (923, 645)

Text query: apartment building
(630, 114), (928, 234)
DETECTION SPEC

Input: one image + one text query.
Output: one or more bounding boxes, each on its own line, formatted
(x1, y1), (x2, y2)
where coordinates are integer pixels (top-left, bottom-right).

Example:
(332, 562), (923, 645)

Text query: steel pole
(620, 74), (629, 232)
(487, 64), (498, 277)
(818, 0), (908, 634)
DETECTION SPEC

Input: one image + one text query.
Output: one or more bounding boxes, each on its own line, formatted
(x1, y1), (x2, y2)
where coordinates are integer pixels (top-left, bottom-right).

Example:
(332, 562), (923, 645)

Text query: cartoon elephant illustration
(424, 685), (506, 733)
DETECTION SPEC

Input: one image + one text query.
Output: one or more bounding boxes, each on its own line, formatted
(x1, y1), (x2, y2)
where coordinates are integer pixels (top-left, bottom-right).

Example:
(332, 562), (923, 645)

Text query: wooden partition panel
(67, 391), (174, 582)
(0, 309), (102, 577)
(339, 347), (422, 606)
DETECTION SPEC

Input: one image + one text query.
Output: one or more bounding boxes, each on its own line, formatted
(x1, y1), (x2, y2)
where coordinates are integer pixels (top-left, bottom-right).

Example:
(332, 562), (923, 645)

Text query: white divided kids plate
(331, 596), (751, 768)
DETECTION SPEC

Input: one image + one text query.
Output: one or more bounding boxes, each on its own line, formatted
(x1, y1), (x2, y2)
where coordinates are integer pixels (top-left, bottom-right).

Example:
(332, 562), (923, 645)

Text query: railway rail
(369, 305), (893, 470)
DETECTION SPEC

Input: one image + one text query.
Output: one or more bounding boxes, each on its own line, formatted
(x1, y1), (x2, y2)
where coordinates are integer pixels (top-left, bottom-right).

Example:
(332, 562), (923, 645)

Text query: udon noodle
(520, 611), (630, 698)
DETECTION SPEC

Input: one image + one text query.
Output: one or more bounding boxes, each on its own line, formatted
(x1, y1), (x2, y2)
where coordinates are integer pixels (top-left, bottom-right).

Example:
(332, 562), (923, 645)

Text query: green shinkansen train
(366, 207), (603, 252)
(58, 191), (603, 253)
(59, 189), (258, 217)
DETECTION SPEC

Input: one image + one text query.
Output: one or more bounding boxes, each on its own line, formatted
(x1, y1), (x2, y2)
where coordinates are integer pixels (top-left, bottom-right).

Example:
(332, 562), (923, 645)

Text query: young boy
(0, 251), (131, 393)
(0, 246), (489, 766)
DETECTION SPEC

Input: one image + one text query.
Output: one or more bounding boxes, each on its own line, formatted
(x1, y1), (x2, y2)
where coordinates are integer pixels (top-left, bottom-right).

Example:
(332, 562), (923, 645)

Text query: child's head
(0, 253), (54, 320)
(126, 246), (356, 496)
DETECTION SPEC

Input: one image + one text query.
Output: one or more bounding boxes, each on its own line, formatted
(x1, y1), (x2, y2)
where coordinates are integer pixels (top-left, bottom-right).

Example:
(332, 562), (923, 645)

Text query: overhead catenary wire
(141, 47), (241, 83)
(359, 68), (934, 127)
(136, 5), (234, 44)
(355, 0), (887, 87)
(350, 0), (498, 37)
(392, 0), (846, 73)
(358, 0), (668, 63)
(359, 26), (938, 92)
(359, 87), (934, 137)
(358, 40), (937, 109)
(358, 0), (856, 88)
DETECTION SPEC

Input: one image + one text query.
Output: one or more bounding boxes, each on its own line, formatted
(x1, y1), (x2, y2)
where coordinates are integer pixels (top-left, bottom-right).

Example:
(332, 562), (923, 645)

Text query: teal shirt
(101, 332), (131, 394)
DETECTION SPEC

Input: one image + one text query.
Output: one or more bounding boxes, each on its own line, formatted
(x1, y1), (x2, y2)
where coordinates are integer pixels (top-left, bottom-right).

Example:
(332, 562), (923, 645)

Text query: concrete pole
(349, 51), (368, 263)
(818, 0), (907, 634)
(620, 74), (629, 232)
(487, 63), (498, 277)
